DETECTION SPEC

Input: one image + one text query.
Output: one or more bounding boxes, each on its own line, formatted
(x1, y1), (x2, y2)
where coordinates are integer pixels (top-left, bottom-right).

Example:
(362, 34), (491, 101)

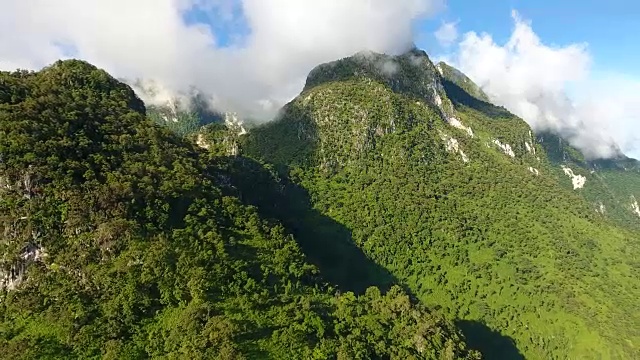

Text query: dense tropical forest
(0, 60), (480, 359)
(535, 131), (640, 232)
(1, 48), (639, 360)
(242, 50), (640, 359)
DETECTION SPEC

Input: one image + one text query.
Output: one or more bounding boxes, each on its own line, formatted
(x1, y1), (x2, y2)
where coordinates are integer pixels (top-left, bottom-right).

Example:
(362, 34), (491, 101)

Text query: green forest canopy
(242, 51), (640, 360)
(0, 60), (479, 359)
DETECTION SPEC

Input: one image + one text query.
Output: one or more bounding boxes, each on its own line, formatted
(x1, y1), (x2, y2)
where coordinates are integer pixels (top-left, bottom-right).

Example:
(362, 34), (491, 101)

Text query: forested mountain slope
(535, 131), (640, 231)
(435, 62), (490, 103)
(131, 81), (224, 136)
(242, 50), (640, 359)
(0, 60), (479, 359)
(130, 80), (251, 138)
(435, 61), (640, 232)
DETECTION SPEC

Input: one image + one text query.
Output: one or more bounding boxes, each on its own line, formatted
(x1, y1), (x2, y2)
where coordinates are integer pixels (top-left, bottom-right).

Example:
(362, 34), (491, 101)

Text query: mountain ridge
(0, 59), (479, 359)
(242, 49), (640, 359)
(3, 50), (639, 359)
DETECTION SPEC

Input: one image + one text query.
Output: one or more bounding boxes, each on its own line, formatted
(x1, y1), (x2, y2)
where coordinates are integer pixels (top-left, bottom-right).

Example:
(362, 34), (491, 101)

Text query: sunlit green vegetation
(0, 60), (479, 359)
(243, 52), (640, 360)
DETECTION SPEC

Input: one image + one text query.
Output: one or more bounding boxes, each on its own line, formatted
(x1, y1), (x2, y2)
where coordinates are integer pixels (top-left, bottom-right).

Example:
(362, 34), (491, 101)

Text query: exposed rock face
(493, 139), (516, 158)
(224, 112), (248, 135)
(1, 244), (47, 291)
(448, 117), (474, 138)
(440, 133), (469, 163)
(595, 201), (606, 215)
(196, 133), (211, 150)
(631, 195), (640, 218)
(561, 166), (587, 190)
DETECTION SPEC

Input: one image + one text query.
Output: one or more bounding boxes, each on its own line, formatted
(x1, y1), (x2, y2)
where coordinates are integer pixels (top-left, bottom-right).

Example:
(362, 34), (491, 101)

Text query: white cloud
(450, 11), (640, 159)
(434, 21), (458, 47)
(0, 0), (442, 119)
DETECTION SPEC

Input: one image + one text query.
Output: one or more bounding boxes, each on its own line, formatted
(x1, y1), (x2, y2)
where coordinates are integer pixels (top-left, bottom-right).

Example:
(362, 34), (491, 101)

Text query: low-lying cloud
(0, 0), (442, 119)
(449, 11), (640, 159)
(2, 3), (638, 159)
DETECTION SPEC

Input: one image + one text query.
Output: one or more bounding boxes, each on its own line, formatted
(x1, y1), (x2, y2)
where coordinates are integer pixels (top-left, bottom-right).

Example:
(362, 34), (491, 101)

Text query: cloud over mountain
(450, 11), (640, 159)
(2, 2), (637, 159)
(0, 0), (442, 118)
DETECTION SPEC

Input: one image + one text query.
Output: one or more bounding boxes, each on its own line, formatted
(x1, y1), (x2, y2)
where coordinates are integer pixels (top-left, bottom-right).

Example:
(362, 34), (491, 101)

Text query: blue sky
(3, 0), (636, 158)
(139, 0), (640, 159)
(414, 0), (640, 159)
(182, 0), (640, 84)
(183, 0), (640, 76)
(420, 0), (640, 77)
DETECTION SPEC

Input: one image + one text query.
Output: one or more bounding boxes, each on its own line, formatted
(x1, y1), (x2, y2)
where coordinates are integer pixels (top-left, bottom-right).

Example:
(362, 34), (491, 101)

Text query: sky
(0, 0), (638, 159)
(423, 0), (640, 159)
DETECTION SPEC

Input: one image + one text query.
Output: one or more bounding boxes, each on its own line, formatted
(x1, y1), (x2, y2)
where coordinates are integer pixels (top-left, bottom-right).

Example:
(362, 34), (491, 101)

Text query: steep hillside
(435, 62), (490, 103)
(131, 80), (250, 137)
(536, 131), (640, 231)
(243, 51), (640, 359)
(0, 60), (478, 359)
(434, 62), (640, 231)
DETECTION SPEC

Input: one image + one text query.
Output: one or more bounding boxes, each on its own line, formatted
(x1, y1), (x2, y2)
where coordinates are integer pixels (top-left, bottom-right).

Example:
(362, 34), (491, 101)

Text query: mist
(0, 0), (442, 120)
(2, 2), (638, 159)
(450, 11), (640, 159)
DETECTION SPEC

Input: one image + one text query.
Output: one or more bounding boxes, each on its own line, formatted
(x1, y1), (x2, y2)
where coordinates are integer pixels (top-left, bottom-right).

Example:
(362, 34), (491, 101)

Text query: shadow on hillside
(442, 79), (513, 119)
(456, 320), (525, 360)
(222, 156), (396, 294)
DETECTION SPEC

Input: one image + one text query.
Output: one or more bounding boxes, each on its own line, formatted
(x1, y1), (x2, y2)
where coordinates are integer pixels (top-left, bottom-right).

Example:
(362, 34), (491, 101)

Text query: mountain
(432, 62), (640, 231)
(3, 52), (639, 360)
(435, 62), (490, 103)
(535, 131), (640, 230)
(242, 50), (640, 359)
(131, 79), (252, 137)
(129, 80), (224, 136)
(0, 60), (479, 359)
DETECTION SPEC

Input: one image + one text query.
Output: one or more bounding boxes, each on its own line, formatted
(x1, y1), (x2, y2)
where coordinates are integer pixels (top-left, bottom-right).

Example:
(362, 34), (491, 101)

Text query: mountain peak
(130, 81), (226, 136)
(246, 49), (481, 171)
(37, 59), (146, 114)
(303, 49), (441, 102)
(436, 62), (491, 103)
(243, 47), (640, 359)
